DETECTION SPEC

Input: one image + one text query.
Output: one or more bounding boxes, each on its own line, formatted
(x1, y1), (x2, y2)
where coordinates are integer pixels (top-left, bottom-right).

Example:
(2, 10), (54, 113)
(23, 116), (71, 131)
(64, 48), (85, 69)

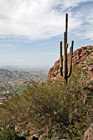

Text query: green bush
(0, 67), (92, 139)
(0, 127), (19, 140)
(56, 65), (60, 70)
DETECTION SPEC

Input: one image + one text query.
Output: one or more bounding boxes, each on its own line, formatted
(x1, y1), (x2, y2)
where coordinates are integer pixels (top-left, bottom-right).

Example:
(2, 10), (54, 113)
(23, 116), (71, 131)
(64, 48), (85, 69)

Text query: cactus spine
(60, 13), (74, 82)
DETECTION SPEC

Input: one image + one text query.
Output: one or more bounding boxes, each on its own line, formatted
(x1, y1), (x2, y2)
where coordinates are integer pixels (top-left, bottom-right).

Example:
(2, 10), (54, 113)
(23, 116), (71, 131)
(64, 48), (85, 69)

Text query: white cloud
(0, 0), (92, 40)
(17, 59), (26, 62)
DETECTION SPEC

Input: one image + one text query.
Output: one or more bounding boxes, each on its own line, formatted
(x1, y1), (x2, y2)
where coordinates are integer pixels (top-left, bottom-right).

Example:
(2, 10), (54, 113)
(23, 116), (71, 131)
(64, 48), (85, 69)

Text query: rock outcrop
(48, 46), (93, 80)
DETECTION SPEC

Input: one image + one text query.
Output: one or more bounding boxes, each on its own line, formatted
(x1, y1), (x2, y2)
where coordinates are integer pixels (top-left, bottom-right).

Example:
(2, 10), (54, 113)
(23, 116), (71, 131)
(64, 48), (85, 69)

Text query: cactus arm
(68, 40), (74, 77)
(60, 41), (63, 76)
(66, 42), (68, 77)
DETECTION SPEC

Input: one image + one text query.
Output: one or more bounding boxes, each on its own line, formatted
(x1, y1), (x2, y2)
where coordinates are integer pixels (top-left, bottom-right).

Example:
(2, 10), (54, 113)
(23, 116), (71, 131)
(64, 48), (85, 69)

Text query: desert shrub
(51, 73), (55, 77)
(56, 65), (60, 70)
(0, 127), (19, 140)
(0, 67), (92, 139)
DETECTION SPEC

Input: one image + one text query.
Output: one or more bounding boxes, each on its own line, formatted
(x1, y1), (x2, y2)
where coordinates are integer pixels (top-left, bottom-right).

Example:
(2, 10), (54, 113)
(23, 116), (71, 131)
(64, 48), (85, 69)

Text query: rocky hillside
(48, 45), (93, 81)
(47, 45), (93, 140)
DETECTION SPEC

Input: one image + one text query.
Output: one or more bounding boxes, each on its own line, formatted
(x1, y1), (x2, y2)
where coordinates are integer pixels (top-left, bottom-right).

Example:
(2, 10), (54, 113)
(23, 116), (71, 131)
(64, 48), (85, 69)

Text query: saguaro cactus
(60, 13), (74, 82)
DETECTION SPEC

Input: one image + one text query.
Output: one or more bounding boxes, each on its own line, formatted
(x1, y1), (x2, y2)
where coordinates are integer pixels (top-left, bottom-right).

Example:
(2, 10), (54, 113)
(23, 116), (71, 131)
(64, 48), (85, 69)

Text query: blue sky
(0, 0), (93, 68)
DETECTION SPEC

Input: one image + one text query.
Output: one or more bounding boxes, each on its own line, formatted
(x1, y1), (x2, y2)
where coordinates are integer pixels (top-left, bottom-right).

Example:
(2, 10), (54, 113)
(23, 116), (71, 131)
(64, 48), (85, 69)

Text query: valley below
(0, 67), (48, 104)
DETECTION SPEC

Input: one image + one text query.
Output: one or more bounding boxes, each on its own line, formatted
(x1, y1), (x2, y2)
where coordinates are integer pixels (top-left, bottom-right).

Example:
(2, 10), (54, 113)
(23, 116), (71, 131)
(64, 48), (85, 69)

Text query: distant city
(0, 65), (48, 104)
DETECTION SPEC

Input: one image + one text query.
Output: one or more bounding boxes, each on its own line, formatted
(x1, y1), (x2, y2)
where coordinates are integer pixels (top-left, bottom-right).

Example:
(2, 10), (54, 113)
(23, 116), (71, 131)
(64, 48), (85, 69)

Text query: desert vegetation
(0, 66), (92, 140)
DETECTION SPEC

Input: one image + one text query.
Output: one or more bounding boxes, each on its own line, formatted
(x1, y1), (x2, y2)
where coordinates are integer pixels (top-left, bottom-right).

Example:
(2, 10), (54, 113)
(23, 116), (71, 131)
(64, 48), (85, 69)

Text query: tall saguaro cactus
(60, 13), (74, 82)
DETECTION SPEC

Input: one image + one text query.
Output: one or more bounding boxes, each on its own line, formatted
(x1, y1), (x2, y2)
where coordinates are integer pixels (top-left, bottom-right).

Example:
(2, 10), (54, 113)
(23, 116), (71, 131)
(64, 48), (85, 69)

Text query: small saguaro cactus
(60, 13), (74, 82)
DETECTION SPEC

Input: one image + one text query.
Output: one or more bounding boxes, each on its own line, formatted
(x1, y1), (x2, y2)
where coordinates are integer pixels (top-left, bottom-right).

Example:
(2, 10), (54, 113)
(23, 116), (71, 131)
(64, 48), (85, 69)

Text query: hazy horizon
(0, 0), (93, 68)
(0, 64), (50, 71)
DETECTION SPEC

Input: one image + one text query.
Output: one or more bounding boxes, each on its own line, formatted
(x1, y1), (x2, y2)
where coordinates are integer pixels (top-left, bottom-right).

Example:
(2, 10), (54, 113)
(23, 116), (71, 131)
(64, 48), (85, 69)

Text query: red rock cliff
(48, 46), (93, 80)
